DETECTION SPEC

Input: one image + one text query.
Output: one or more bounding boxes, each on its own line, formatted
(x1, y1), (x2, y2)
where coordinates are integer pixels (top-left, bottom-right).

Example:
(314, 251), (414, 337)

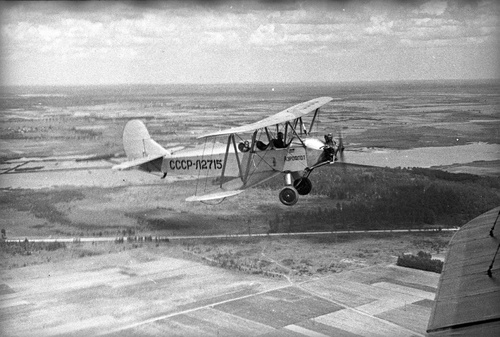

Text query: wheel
(279, 186), (298, 206)
(294, 177), (312, 195)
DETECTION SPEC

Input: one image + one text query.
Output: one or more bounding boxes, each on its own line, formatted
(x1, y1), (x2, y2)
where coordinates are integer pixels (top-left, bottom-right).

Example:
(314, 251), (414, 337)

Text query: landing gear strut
(279, 172), (299, 206)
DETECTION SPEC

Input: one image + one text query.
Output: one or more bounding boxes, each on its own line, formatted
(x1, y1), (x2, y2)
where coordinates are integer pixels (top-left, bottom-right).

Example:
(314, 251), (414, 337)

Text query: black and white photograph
(1, 1), (499, 336)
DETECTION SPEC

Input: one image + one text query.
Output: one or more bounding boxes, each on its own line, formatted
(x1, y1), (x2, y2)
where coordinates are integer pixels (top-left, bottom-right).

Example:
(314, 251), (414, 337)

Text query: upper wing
(199, 96), (333, 138)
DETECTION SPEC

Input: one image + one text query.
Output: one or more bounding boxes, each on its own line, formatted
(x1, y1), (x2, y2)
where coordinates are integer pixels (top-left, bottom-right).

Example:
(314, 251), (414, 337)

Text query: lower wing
(186, 171), (281, 202)
(185, 190), (244, 202)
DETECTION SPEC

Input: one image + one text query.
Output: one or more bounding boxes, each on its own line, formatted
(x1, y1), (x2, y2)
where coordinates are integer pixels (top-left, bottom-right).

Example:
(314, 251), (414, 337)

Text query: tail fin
(123, 120), (168, 160)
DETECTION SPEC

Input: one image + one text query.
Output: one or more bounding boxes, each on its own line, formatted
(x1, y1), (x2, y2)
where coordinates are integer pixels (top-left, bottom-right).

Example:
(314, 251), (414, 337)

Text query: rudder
(122, 120), (167, 160)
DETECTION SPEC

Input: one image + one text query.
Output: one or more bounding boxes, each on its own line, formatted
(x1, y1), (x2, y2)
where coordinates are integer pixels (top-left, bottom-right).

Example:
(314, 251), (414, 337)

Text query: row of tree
(397, 251), (443, 273)
(263, 165), (500, 232)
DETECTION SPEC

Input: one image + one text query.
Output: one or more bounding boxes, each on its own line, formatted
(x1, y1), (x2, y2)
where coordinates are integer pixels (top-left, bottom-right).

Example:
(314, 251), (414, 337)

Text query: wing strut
(264, 127), (272, 142)
(284, 123), (289, 144)
(292, 118), (298, 133)
(243, 130), (258, 185)
(220, 134), (232, 188)
(285, 121), (306, 147)
(220, 134), (244, 188)
(308, 108), (320, 134)
(231, 134), (244, 178)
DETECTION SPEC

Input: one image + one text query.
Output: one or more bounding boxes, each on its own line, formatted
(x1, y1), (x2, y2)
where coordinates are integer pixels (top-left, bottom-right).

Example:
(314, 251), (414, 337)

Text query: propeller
(337, 130), (347, 172)
(337, 130), (345, 163)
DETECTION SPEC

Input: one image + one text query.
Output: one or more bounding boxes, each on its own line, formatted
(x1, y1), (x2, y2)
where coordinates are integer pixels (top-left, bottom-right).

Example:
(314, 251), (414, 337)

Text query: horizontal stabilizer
(186, 190), (244, 202)
(168, 146), (185, 154)
(112, 154), (164, 170)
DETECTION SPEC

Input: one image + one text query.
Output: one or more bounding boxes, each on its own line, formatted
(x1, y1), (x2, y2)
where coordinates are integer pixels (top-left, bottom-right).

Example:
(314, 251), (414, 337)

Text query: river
(347, 142), (499, 171)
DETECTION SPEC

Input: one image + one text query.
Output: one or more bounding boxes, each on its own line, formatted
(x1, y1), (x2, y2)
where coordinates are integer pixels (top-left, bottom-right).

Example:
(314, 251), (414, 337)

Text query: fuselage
(160, 137), (325, 178)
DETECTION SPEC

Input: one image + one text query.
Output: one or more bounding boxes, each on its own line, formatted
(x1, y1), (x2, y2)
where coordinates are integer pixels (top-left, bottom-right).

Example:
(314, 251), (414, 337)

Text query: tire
(279, 186), (299, 206)
(294, 177), (312, 195)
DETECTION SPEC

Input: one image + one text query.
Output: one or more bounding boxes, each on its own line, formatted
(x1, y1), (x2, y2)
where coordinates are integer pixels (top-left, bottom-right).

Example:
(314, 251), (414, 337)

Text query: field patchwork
(1, 248), (439, 337)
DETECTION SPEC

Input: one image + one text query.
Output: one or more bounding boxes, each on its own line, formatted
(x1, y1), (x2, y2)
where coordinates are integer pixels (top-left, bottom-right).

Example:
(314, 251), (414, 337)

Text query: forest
(261, 165), (500, 233)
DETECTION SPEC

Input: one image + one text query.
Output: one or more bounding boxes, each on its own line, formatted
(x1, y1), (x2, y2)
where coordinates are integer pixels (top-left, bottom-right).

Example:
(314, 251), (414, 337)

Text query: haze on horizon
(1, 0), (499, 86)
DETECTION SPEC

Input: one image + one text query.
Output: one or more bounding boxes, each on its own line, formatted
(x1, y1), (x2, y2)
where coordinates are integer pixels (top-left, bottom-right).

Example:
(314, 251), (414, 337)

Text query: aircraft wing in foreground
(427, 207), (500, 336)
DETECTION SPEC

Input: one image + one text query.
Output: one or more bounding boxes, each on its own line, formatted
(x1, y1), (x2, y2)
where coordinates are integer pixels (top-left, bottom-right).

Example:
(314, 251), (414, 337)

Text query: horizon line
(1, 78), (499, 88)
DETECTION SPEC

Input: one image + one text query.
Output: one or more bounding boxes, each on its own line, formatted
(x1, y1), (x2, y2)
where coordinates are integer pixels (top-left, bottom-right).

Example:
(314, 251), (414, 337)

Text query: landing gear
(294, 177), (312, 195)
(279, 173), (314, 206)
(279, 172), (299, 206)
(279, 186), (298, 206)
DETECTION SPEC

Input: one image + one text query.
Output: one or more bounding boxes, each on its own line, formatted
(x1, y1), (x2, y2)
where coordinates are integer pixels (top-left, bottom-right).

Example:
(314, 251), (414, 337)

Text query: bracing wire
(244, 128), (281, 187)
(202, 136), (217, 193)
(253, 131), (277, 171)
(196, 129), (279, 200)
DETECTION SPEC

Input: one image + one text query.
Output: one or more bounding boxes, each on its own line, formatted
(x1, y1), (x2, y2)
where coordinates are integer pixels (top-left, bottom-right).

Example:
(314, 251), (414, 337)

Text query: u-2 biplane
(112, 97), (344, 206)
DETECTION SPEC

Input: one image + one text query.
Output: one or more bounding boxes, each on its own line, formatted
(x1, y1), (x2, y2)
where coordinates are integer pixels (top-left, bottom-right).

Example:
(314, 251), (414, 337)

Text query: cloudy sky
(1, 0), (498, 86)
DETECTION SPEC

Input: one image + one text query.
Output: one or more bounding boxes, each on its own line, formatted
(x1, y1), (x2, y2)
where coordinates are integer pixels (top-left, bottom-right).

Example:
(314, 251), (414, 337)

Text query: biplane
(112, 97), (344, 206)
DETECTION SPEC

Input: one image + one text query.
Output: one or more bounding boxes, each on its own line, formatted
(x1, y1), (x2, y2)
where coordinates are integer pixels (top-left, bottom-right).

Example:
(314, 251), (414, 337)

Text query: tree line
(262, 165), (500, 232)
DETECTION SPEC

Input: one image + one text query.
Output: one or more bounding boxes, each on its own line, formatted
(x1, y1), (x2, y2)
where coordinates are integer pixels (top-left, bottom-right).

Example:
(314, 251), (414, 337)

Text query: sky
(1, 0), (499, 86)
